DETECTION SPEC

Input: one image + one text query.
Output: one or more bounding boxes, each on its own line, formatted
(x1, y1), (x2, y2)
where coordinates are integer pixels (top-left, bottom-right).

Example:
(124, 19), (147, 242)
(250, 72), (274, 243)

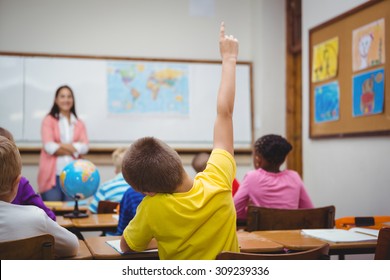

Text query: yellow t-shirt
(123, 148), (239, 260)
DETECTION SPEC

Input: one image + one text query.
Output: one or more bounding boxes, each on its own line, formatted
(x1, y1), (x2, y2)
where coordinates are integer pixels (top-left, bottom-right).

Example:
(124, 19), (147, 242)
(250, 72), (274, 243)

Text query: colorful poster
(352, 68), (385, 117)
(352, 18), (385, 72)
(312, 37), (339, 83)
(314, 81), (340, 123)
(107, 61), (189, 116)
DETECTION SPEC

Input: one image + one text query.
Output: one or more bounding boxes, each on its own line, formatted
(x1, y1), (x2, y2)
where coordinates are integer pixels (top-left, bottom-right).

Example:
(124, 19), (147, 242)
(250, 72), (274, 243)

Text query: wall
(0, 0), (285, 190)
(251, 0), (286, 136)
(302, 0), (390, 217)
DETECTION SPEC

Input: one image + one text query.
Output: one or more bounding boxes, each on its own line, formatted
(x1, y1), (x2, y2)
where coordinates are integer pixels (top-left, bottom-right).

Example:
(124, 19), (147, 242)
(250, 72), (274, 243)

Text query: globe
(59, 159), (100, 200)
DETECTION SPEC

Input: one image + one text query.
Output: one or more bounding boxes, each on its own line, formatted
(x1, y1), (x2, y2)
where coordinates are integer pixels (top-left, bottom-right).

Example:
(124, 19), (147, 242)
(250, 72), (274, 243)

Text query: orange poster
(352, 18), (385, 72)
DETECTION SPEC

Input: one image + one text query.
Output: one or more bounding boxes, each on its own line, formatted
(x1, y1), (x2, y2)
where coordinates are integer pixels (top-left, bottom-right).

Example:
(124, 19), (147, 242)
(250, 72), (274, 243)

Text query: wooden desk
(253, 230), (377, 256)
(84, 236), (159, 260)
(237, 231), (284, 253)
(45, 201), (88, 216)
(56, 216), (73, 228)
(59, 240), (93, 260)
(71, 214), (118, 232)
(84, 232), (283, 260)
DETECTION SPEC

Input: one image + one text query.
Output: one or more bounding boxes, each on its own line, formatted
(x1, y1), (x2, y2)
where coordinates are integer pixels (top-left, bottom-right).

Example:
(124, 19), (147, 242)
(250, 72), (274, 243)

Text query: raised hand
(219, 22), (239, 61)
(214, 22), (239, 156)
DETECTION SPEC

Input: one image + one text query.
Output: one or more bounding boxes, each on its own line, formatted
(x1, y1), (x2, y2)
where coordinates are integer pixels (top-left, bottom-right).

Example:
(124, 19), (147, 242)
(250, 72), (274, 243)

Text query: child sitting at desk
(89, 147), (131, 213)
(0, 127), (56, 221)
(0, 136), (79, 257)
(111, 186), (145, 236)
(234, 134), (314, 220)
(119, 22), (240, 260)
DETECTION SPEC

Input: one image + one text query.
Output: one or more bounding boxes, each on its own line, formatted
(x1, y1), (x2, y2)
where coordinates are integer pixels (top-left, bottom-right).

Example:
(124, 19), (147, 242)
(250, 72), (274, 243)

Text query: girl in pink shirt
(234, 134), (313, 220)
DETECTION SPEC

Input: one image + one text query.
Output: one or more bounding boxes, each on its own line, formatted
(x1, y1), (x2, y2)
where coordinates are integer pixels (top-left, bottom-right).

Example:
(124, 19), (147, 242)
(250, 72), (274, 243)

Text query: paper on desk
(349, 227), (379, 237)
(112, 214), (119, 220)
(106, 239), (158, 255)
(106, 239), (124, 254)
(301, 229), (378, 242)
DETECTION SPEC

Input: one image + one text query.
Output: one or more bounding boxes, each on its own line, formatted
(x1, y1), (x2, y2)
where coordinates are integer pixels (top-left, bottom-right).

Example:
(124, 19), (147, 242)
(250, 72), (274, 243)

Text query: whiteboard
(1, 54), (253, 150)
(0, 56), (24, 141)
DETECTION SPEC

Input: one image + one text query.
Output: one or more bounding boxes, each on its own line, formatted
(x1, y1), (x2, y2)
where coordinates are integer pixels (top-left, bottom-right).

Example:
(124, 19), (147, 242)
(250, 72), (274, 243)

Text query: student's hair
(48, 85), (78, 120)
(0, 136), (22, 195)
(0, 127), (14, 142)
(122, 137), (185, 193)
(254, 134), (292, 166)
(191, 152), (210, 173)
(112, 147), (127, 172)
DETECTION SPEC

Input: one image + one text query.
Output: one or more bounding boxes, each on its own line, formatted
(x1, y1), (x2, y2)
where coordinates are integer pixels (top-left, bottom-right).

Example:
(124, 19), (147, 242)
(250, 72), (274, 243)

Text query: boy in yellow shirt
(120, 22), (239, 260)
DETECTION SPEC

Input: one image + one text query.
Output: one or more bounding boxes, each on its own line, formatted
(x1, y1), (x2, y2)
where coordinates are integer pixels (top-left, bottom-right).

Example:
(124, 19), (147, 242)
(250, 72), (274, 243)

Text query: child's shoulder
(6, 203), (47, 221)
(210, 148), (235, 161)
(283, 169), (303, 180)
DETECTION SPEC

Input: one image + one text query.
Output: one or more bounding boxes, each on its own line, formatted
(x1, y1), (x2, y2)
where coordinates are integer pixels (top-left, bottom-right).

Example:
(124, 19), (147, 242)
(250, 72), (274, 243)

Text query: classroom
(0, 0), (389, 265)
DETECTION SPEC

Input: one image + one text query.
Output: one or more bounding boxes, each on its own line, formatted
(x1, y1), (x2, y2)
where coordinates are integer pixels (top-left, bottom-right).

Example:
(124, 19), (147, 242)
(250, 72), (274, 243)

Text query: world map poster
(107, 61), (189, 116)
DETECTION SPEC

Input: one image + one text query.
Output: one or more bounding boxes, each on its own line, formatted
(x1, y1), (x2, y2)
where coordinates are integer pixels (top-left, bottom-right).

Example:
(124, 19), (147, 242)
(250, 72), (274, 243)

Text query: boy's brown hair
(122, 137), (185, 193)
(0, 136), (22, 195)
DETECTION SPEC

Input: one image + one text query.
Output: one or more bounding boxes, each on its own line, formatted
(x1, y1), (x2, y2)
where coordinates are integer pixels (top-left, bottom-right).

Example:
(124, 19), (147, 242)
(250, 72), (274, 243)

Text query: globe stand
(64, 195), (88, 219)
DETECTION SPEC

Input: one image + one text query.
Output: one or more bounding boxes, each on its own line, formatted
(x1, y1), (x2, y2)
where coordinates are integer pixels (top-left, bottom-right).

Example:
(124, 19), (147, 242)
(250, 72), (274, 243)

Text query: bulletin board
(309, 0), (390, 138)
(0, 52), (253, 152)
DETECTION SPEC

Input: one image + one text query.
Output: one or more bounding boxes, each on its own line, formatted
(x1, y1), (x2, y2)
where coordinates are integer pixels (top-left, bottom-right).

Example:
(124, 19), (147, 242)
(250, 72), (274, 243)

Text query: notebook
(301, 228), (379, 243)
(106, 239), (158, 255)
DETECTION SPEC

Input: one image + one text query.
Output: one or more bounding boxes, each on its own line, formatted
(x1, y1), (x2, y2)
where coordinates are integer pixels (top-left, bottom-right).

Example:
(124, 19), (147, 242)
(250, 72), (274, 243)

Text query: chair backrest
(374, 227), (390, 260)
(0, 234), (54, 260)
(216, 243), (330, 260)
(246, 205), (335, 231)
(97, 200), (120, 214)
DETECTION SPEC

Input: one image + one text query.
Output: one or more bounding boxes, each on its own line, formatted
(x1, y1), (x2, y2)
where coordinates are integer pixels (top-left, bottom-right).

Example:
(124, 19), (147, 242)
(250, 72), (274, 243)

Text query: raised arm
(213, 22), (239, 156)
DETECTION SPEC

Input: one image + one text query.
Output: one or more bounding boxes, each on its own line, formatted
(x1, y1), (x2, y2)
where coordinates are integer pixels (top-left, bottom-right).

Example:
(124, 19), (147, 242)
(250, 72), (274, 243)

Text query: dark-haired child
(38, 85), (89, 201)
(234, 134), (313, 220)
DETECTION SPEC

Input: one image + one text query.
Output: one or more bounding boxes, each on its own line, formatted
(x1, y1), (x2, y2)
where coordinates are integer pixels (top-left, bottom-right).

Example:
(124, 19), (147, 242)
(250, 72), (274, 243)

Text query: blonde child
(0, 127), (56, 221)
(0, 136), (79, 257)
(89, 147), (132, 213)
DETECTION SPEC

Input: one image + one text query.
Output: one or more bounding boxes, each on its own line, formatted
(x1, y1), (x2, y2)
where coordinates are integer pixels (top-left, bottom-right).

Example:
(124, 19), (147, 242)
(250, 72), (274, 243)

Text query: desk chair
(216, 243), (330, 260)
(0, 234), (54, 260)
(97, 200), (119, 214)
(374, 227), (390, 260)
(246, 205), (335, 231)
(97, 200), (119, 236)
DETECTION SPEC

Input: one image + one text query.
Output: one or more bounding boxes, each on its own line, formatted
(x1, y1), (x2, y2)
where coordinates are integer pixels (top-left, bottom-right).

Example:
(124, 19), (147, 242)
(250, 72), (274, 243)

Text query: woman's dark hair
(254, 134), (292, 166)
(48, 85), (78, 119)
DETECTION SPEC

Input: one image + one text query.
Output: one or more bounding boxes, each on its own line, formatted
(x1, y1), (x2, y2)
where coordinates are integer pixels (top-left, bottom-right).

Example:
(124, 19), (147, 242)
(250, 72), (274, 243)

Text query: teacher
(38, 85), (89, 201)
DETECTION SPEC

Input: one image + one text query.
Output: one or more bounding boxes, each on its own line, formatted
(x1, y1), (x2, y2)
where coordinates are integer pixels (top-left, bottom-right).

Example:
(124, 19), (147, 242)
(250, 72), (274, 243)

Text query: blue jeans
(40, 176), (73, 201)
